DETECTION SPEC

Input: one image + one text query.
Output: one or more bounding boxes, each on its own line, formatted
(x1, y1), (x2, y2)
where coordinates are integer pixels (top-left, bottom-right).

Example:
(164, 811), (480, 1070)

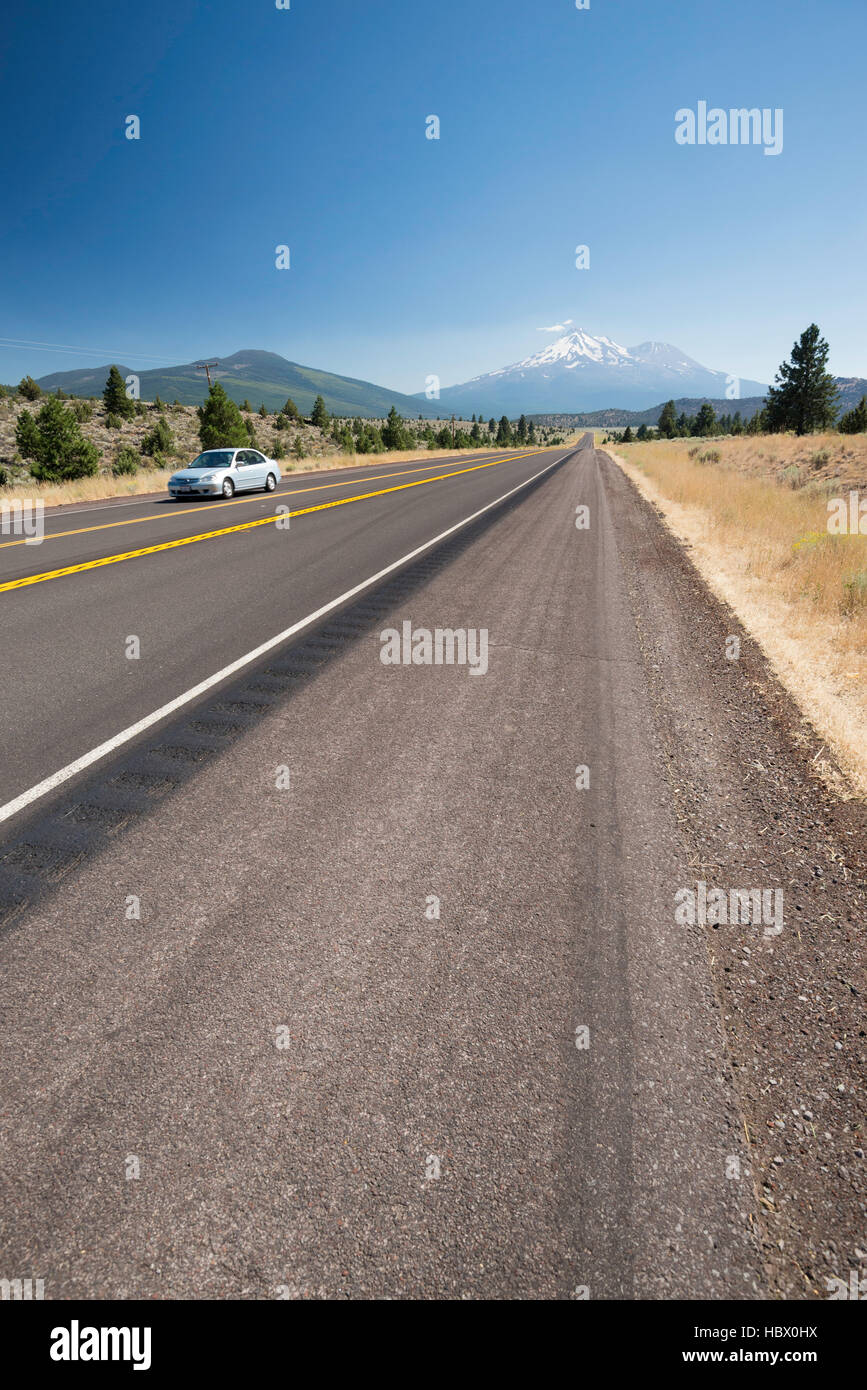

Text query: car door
(246, 449), (269, 488)
(234, 450), (258, 490)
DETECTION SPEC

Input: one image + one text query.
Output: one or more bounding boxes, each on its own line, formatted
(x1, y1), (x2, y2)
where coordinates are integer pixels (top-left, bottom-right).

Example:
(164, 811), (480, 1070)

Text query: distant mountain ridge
(34, 349), (442, 419)
(528, 379), (867, 430)
(422, 329), (770, 414)
(528, 396), (767, 428)
(28, 339), (867, 423)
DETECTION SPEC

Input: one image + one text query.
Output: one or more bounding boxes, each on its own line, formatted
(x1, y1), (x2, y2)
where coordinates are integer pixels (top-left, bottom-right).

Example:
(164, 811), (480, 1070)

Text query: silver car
(168, 448), (282, 499)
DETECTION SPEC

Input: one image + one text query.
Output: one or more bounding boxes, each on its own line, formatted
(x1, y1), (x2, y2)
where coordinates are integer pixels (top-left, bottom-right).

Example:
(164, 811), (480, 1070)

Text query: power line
(196, 361), (220, 388)
(0, 337), (184, 365)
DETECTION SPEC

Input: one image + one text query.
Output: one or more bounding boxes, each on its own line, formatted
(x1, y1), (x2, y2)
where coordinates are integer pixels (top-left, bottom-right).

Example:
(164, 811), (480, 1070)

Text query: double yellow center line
(0, 452), (509, 551)
(0, 449), (547, 595)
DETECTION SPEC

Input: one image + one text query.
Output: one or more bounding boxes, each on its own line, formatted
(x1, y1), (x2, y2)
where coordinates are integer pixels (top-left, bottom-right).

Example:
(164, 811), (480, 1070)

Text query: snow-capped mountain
(425, 329), (768, 414)
(495, 330), (634, 374)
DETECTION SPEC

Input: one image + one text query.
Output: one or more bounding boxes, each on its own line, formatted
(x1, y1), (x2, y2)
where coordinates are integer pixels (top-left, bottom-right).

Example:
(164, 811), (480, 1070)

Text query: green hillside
(35, 349), (442, 419)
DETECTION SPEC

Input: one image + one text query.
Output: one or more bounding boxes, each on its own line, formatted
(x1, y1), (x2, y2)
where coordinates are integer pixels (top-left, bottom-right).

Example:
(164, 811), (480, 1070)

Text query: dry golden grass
(0, 467), (178, 509)
(658, 430), (867, 490)
(609, 435), (867, 794)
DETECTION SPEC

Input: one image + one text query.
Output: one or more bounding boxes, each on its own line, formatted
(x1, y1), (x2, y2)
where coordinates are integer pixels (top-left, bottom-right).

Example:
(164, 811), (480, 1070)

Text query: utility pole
(196, 360), (219, 388)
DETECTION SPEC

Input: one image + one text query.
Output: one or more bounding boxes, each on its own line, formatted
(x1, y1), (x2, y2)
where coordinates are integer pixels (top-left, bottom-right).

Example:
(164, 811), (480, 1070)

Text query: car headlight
(199, 474), (215, 482)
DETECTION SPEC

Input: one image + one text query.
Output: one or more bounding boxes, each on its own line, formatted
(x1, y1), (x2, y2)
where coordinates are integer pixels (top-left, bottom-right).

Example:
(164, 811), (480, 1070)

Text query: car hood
(170, 469), (227, 482)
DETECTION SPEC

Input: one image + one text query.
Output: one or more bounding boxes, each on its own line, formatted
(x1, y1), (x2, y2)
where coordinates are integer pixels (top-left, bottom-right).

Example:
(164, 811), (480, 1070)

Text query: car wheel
(264, 473), (277, 492)
(222, 478), (235, 498)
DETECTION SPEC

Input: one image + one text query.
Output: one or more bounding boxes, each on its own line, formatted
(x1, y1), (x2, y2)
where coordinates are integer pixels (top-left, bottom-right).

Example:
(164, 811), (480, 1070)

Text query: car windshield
(187, 451), (235, 469)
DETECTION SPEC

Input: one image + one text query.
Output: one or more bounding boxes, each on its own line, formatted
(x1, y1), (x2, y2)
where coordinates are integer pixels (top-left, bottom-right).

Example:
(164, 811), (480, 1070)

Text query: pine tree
(695, 402), (717, 436)
(197, 382), (248, 449)
(516, 414), (528, 442)
(382, 406), (408, 449)
(18, 375), (42, 400)
(745, 407), (767, 435)
(765, 324), (839, 435)
(103, 365), (135, 420)
(657, 400), (677, 438)
(14, 410), (40, 457)
(488, 417), (496, 435)
(496, 415), (512, 446)
(311, 395), (329, 429)
(621, 426), (634, 443)
(15, 396), (100, 481)
(282, 397), (300, 420)
(259, 403), (268, 417)
(839, 395), (867, 434)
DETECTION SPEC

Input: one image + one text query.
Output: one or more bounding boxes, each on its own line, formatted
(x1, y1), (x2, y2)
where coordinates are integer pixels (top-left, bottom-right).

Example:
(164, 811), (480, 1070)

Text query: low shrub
(842, 571), (867, 616)
(113, 446), (139, 476)
(141, 416), (174, 457)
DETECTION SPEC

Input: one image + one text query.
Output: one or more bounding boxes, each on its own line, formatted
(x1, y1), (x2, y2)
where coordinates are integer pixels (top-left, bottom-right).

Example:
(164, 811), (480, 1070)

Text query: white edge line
(0, 450), (573, 825)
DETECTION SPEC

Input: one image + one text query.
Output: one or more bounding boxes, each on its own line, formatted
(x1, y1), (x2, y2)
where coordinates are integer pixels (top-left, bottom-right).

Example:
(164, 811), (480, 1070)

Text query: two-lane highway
(0, 448), (535, 590)
(0, 434), (863, 1299)
(0, 446), (569, 818)
(0, 435), (768, 1298)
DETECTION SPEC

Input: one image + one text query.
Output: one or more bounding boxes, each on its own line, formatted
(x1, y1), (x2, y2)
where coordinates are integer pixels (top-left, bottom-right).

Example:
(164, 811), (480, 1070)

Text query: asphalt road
(0, 446), (555, 813)
(0, 435), (863, 1299)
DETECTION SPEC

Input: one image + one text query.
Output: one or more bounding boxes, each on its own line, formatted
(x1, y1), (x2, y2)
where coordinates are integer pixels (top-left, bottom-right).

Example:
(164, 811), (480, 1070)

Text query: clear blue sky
(2, 0), (865, 393)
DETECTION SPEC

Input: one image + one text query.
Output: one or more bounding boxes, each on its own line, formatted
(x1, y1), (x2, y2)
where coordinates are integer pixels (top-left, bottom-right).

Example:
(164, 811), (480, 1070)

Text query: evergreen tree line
(14, 324), (861, 484)
(608, 324), (866, 445)
(9, 368), (558, 484)
(326, 408), (555, 454)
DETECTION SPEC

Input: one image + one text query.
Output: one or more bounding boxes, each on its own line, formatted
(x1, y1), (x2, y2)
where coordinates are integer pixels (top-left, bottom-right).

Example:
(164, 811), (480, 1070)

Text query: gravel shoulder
(603, 452), (866, 1298)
